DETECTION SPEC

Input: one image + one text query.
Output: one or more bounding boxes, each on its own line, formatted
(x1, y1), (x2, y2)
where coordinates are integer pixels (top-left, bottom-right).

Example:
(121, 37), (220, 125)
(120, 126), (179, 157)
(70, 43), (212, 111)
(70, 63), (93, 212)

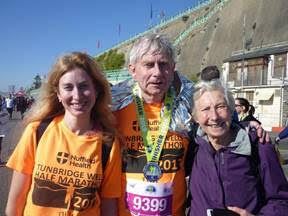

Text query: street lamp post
(241, 15), (246, 88)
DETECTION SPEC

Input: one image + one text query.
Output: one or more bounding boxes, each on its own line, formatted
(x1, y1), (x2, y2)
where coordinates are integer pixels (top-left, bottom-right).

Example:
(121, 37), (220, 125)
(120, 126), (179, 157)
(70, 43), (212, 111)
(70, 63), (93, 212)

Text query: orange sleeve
(6, 122), (38, 174)
(100, 137), (122, 198)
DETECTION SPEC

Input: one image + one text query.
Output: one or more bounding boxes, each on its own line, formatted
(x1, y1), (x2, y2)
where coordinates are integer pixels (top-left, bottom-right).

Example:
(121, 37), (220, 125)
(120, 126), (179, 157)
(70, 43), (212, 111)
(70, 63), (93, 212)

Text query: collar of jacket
(111, 71), (194, 138)
(196, 122), (252, 156)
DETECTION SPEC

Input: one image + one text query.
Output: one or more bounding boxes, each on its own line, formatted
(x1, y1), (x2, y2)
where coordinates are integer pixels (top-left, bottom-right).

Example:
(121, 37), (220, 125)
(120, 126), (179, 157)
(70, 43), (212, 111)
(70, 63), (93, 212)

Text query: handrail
(232, 41), (288, 56)
(104, 69), (131, 83)
(95, 0), (214, 57)
(174, 0), (231, 45)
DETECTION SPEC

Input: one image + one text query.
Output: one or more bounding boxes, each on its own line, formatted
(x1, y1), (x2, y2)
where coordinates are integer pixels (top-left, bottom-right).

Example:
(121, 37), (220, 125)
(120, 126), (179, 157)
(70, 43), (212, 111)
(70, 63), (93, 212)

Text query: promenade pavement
(0, 111), (287, 215)
(0, 110), (25, 215)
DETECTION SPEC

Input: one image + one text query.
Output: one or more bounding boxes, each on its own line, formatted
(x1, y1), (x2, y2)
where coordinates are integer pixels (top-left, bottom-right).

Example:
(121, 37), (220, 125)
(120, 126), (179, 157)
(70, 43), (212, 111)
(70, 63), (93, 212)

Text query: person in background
(0, 95), (3, 112)
(247, 104), (261, 124)
(16, 96), (28, 119)
(5, 94), (14, 120)
(27, 96), (35, 109)
(199, 65), (220, 81)
(235, 97), (260, 124)
(1, 96), (7, 114)
(189, 79), (288, 216)
(5, 52), (121, 216)
(248, 104), (255, 116)
(276, 114), (288, 144)
(0, 131), (4, 165)
(275, 126), (288, 144)
(235, 97), (249, 120)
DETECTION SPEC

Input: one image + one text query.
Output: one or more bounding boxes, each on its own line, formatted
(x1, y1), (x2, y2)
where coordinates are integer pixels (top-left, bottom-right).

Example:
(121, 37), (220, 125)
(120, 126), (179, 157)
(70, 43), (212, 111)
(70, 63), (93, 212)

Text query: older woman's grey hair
(192, 79), (235, 116)
(128, 34), (175, 65)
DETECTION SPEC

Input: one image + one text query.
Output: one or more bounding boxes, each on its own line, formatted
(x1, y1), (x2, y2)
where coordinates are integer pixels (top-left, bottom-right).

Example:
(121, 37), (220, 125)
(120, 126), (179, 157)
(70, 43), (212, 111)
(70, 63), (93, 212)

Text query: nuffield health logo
(56, 152), (69, 164)
(56, 152), (96, 168)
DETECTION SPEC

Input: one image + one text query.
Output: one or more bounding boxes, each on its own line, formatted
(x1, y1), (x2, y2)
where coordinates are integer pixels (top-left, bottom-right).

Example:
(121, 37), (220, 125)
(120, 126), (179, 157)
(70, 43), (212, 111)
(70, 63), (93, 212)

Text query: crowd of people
(0, 94), (35, 120)
(4, 34), (288, 216)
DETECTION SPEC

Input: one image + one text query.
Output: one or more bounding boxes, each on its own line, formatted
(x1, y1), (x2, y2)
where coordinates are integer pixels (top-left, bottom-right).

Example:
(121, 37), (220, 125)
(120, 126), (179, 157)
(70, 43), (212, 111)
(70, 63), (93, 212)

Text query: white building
(222, 42), (288, 131)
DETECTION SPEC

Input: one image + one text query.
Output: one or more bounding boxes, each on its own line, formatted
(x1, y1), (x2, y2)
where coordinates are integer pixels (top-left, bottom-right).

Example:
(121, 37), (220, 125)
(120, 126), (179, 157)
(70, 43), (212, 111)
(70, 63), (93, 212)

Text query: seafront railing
(104, 69), (131, 84)
(95, 0), (214, 57)
(174, 0), (231, 45)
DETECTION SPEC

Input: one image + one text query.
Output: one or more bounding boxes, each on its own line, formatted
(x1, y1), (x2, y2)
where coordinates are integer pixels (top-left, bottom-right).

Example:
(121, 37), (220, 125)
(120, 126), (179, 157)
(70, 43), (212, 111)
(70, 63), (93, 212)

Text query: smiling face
(129, 51), (175, 103)
(194, 90), (232, 140)
(57, 67), (96, 119)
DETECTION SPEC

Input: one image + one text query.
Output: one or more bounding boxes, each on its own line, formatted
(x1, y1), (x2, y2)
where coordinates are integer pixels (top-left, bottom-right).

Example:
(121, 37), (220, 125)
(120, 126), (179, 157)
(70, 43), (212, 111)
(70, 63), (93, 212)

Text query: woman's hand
(227, 206), (255, 216)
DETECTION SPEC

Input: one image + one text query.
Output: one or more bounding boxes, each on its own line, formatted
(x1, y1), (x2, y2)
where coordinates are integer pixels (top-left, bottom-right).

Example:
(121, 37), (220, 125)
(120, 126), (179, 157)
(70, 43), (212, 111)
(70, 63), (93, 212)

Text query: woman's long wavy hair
(25, 52), (116, 137)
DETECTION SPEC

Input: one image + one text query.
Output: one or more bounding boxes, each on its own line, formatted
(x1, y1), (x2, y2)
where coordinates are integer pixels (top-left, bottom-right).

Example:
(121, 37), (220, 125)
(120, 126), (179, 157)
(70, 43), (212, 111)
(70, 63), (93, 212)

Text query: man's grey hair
(192, 79), (235, 116)
(128, 33), (175, 65)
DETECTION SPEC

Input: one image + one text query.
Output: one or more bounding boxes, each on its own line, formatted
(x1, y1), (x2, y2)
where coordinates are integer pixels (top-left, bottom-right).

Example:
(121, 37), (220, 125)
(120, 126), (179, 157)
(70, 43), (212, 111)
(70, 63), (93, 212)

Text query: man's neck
(141, 93), (164, 104)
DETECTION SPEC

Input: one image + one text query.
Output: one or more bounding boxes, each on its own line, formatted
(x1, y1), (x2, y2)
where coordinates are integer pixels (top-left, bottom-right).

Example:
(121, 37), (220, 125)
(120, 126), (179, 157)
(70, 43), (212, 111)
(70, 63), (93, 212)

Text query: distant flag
(118, 24), (121, 36)
(97, 40), (100, 49)
(159, 10), (165, 20)
(150, 3), (153, 19)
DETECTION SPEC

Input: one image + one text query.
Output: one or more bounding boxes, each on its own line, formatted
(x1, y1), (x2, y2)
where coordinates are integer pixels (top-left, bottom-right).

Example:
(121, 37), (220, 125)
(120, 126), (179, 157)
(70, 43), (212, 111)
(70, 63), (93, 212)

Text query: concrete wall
(177, 0), (288, 77)
(110, 0), (288, 78)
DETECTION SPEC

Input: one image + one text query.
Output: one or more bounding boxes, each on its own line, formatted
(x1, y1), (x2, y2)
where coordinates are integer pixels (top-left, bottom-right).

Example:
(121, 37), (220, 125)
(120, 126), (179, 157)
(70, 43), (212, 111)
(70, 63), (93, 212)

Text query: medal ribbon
(132, 84), (174, 162)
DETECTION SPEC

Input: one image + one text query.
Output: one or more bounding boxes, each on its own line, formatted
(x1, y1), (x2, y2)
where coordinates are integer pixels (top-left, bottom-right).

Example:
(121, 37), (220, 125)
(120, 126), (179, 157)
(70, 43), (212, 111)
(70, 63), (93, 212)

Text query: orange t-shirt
(114, 102), (189, 216)
(7, 115), (121, 216)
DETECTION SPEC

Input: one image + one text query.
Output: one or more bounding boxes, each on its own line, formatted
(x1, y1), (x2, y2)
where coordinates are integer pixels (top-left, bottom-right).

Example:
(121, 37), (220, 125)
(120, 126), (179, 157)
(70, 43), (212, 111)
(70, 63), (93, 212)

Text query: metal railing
(95, 0), (214, 57)
(104, 69), (131, 84)
(174, 0), (231, 45)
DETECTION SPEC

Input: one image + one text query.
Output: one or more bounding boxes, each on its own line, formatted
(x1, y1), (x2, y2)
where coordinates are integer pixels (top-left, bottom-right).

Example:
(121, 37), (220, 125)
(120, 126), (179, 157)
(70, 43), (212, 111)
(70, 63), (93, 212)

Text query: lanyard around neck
(132, 84), (175, 162)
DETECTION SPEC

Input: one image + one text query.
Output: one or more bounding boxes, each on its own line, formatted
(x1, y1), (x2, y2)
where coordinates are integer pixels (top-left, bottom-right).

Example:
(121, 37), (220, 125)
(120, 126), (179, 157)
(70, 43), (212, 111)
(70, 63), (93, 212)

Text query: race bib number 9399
(125, 180), (173, 216)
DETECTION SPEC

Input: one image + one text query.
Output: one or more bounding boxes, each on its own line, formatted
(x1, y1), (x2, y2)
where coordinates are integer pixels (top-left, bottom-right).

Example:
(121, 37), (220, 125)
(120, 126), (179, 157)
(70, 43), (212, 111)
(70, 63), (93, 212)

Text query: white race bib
(125, 179), (173, 216)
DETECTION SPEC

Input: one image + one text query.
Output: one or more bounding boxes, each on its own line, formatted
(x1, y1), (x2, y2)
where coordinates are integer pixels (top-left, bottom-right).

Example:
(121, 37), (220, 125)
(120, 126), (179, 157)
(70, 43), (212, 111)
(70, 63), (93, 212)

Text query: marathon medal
(143, 162), (162, 182)
(132, 84), (175, 182)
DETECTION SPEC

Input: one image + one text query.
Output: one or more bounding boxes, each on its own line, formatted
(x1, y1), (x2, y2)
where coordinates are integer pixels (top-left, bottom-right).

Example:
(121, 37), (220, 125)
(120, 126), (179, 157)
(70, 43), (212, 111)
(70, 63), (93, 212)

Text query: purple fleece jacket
(189, 124), (288, 216)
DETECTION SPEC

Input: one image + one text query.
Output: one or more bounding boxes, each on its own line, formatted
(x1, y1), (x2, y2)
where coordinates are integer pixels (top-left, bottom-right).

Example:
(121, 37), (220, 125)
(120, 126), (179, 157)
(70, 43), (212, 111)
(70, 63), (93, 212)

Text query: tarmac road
(0, 111), (287, 215)
(0, 111), (25, 215)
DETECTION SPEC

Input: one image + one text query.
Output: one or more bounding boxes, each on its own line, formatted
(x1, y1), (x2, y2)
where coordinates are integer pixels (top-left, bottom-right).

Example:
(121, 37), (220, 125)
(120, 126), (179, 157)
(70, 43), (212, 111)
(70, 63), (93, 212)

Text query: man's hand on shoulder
(247, 121), (270, 144)
(275, 136), (280, 144)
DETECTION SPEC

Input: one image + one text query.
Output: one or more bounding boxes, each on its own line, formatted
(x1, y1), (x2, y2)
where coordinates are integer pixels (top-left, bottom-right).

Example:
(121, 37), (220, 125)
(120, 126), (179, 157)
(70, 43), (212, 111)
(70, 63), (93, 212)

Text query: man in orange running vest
(112, 34), (194, 216)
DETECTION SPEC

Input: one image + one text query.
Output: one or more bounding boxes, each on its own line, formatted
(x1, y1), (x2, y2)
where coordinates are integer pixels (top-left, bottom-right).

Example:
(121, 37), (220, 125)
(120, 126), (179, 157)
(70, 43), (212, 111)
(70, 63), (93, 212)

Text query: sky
(0, 0), (201, 92)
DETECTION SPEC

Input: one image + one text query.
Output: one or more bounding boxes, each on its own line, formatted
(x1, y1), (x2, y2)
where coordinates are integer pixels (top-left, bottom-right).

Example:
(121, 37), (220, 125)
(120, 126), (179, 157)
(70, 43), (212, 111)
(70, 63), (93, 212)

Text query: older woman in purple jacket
(188, 79), (288, 216)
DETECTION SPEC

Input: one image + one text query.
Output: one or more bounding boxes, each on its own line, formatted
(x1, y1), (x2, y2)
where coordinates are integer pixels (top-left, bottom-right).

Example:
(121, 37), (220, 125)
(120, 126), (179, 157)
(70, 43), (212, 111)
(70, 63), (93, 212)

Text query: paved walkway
(0, 111), (25, 215)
